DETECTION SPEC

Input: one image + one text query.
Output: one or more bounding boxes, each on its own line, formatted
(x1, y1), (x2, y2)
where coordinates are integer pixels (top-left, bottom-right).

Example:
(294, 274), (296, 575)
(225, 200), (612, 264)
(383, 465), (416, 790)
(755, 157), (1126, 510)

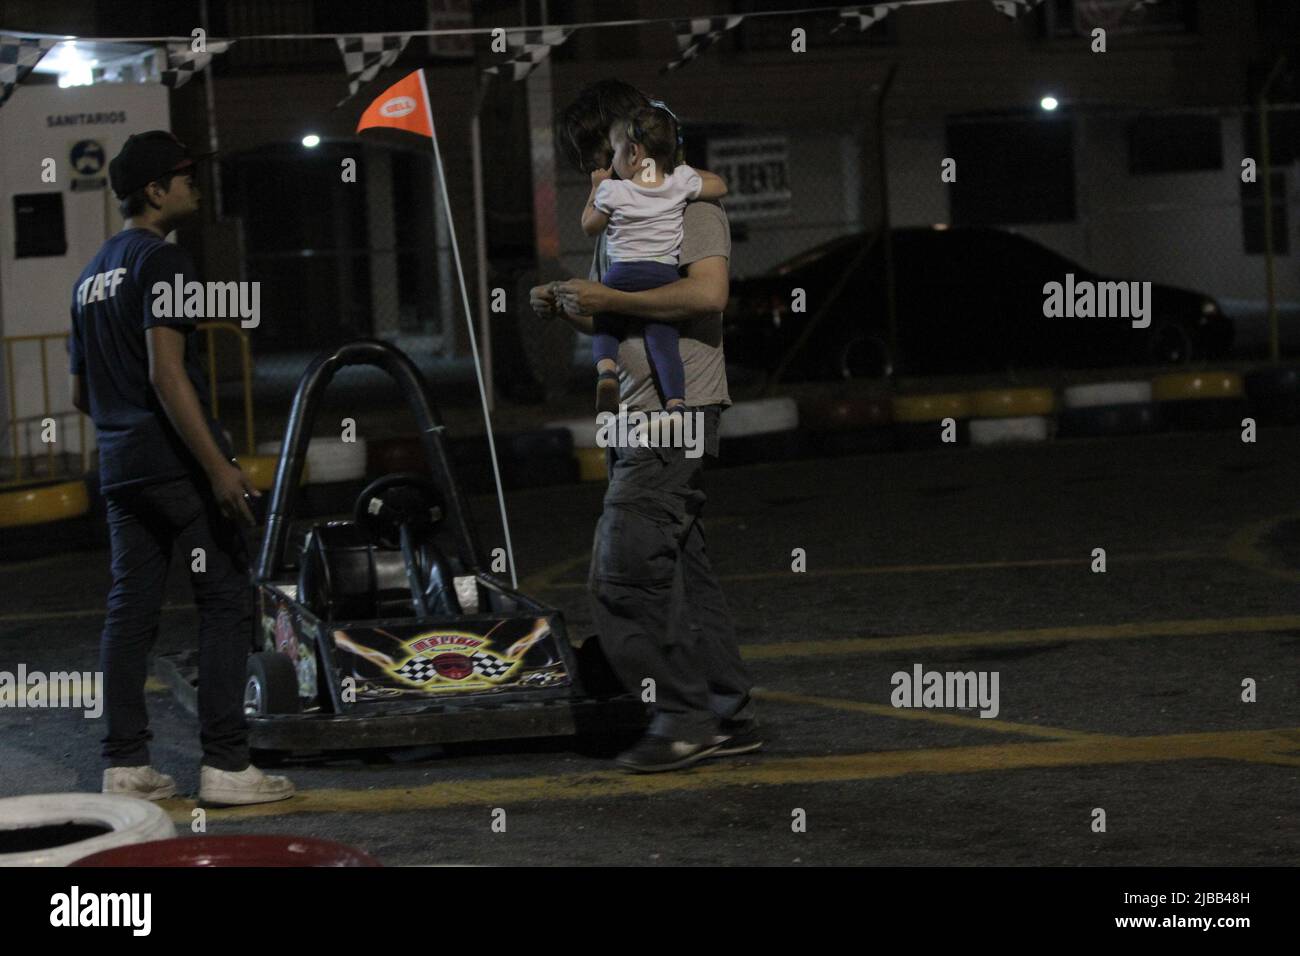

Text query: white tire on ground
(0, 793), (176, 867)
(258, 437), (368, 484)
(969, 416), (1051, 446)
(719, 398), (799, 438)
(545, 417), (602, 450)
(1062, 381), (1153, 409)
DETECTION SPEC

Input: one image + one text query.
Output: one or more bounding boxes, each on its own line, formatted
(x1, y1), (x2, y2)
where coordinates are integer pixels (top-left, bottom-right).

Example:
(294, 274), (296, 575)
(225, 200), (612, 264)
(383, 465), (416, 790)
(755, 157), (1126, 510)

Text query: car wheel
(838, 334), (893, 380)
(1147, 321), (1194, 365)
(245, 652), (301, 717)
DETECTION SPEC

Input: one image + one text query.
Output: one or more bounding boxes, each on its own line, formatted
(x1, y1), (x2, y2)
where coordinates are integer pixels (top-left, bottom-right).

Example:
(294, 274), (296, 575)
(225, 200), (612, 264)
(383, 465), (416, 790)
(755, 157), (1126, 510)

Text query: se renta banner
(705, 135), (791, 221)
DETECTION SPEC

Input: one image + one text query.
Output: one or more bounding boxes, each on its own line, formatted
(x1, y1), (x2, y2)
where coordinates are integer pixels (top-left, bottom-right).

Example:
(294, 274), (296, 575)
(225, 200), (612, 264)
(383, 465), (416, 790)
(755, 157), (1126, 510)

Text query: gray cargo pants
(587, 405), (755, 744)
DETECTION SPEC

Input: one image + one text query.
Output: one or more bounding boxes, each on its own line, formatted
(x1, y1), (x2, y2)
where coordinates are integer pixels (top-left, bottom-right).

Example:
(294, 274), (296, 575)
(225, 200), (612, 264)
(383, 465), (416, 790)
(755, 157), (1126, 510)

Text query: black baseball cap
(109, 130), (213, 199)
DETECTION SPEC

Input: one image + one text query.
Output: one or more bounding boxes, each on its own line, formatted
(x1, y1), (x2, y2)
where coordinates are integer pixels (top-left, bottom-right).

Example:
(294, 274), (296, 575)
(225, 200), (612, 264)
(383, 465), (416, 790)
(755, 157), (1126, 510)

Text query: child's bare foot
(596, 370), (620, 415)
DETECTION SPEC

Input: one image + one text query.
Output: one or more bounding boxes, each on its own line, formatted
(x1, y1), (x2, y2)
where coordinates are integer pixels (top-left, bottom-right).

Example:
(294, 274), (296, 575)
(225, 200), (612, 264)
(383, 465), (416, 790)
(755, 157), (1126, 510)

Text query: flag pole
(417, 68), (518, 589)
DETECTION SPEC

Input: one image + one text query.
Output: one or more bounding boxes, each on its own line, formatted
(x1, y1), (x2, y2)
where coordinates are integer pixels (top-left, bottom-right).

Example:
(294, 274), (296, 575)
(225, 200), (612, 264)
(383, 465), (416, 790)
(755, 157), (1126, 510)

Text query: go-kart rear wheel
(245, 652), (300, 718)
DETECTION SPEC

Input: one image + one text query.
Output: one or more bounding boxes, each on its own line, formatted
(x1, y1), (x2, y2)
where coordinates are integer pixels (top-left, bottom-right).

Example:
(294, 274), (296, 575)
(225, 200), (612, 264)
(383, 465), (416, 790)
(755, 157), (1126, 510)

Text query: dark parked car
(724, 226), (1233, 380)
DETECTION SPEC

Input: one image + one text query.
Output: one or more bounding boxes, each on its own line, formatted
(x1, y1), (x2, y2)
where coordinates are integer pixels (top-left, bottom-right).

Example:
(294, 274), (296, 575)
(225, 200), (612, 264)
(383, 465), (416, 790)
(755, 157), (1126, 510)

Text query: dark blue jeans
(591, 260), (687, 405)
(587, 406), (755, 743)
(101, 474), (252, 771)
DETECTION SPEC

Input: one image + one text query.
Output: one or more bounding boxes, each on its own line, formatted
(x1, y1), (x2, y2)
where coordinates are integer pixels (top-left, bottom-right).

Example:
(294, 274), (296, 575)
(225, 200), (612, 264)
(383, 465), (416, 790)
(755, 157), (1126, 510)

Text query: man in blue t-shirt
(69, 130), (292, 806)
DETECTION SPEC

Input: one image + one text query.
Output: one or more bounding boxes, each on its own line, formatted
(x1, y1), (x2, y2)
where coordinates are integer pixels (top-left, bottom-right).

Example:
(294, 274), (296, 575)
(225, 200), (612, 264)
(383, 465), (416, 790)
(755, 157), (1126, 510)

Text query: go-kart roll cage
(255, 339), (483, 582)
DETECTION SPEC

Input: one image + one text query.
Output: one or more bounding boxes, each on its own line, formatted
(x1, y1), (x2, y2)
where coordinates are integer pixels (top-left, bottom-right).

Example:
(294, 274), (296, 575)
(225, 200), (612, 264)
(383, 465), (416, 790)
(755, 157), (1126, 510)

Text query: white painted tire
(0, 793), (176, 867)
(545, 416), (601, 450)
(719, 398), (799, 438)
(1062, 381), (1153, 409)
(258, 437), (368, 484)
(969, 416), (1051, 446)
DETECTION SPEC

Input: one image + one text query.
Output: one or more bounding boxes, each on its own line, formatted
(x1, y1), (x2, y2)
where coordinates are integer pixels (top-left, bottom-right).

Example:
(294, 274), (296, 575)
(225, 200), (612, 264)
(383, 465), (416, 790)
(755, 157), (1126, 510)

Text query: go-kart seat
(297, 520), (462, 621)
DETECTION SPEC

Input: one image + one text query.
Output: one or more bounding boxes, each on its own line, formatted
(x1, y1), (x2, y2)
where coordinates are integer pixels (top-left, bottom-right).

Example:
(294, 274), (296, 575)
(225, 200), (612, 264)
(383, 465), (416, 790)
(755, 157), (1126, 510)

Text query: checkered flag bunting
(833, 4), (902, 34)
(470, 652), (514, 679)
(336, 34), (410, 105)
(0, 35), (57, 109)
(160, 41), (232, 89)
(483, 28), (573, 82)
(662, 16), (745, 73)
(990, 0), (1045, 17)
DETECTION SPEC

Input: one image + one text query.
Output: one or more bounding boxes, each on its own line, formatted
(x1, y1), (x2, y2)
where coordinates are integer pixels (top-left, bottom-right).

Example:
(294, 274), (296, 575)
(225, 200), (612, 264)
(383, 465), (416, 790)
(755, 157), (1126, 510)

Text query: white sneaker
(199, 764), (295, 806)
(102, 765), (177, 801)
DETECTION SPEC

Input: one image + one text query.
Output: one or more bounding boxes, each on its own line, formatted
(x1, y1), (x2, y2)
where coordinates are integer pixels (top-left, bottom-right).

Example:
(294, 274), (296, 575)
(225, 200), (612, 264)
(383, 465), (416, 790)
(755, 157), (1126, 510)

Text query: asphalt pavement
(1, 425), (1297, 865)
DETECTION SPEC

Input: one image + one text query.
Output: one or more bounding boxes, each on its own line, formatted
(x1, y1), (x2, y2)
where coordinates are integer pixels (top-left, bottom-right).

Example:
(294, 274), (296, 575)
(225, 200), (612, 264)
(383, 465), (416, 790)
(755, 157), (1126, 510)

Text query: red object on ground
(70, 835), (381, 867)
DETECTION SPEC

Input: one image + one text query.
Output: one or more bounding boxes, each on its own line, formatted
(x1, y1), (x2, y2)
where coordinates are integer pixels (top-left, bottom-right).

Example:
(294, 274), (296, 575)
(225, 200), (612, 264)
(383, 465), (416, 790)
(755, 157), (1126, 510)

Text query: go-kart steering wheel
(353, 473), (458, 618)
(353, 472), (445, 549)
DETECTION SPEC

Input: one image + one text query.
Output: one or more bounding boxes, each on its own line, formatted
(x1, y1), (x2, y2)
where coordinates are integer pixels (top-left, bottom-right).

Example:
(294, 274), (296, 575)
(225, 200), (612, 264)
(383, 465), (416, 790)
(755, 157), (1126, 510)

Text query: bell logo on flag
(379, 96), (417, 118)
(355, 69), (432, 138)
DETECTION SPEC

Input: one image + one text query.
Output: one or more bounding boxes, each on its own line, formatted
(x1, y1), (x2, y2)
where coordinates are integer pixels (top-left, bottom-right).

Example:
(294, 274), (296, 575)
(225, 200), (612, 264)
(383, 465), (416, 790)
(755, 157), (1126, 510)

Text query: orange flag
(355, 69), (432, 138)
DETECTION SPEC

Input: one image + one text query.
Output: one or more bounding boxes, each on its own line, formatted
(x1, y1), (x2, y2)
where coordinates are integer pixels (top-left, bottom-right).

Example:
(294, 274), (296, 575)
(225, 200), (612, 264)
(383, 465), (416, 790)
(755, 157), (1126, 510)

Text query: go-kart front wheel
(244, 652), (301, 717)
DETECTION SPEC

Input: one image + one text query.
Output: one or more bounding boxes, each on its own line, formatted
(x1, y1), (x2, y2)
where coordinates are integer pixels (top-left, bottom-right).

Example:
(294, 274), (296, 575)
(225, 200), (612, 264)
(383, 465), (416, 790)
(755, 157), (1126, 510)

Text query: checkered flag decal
(662, 16), (744, 73)
(991, 0), (1045, 18)
(0, 35), (57, 109)
(470, 652), (513, 679)
(483, 28), (572, 82)
(833, 4), (901, 34)
(395, 656), (437, 684)
(160, 41), (232, 89)
(336, 34), (410, 105)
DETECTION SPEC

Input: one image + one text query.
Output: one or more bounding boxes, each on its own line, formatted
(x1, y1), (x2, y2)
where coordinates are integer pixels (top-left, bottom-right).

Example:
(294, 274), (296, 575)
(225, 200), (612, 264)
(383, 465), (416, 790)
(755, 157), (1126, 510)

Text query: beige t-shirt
(589, 200), (733, 413)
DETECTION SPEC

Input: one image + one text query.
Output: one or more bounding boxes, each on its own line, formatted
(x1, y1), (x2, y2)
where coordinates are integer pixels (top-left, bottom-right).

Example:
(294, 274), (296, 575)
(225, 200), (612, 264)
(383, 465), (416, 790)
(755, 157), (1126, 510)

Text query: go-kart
(156, 339), (635, 753)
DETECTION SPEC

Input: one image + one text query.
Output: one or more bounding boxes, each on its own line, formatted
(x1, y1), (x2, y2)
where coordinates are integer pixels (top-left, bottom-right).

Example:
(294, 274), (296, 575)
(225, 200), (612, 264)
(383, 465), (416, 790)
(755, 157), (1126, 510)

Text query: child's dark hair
(624, 106), (678, 172)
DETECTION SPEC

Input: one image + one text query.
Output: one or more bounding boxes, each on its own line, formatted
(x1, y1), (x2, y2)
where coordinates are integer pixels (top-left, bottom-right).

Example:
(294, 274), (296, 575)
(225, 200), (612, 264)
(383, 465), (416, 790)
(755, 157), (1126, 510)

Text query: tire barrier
(970, 387), (1056, 419)
(891, 392), (973, 423)
(1243, 366), (1300, 424)
(239, 454), (306, 492)
(717, 398), (804, 466)
(257, 436), (367, 484)
(72, 834), (381, 867)
(575, 446), (608, 482)
(545, 416), (602, 450)
(718, 397), (799, 438)
(1151, 371), (1248, 431)
(366, 436), (431, 479)
(1057, 402), (1162, 438)
(799, 396), (895, 456)
(969, 415), (1052, 446)
(448, 429), (578, 492)
(0, 793), (176, 867)
(1062, 381), (1153, 409)
(0, 479), (89, 529)
(1151, 371), (1244, 402)
(892, 392), (972, 449)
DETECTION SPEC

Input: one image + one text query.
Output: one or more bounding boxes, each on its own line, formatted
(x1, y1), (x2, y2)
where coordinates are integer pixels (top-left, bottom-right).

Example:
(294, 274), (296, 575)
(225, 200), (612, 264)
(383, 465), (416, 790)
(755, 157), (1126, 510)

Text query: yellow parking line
(536, 550), (1213, 591)
(168, 726), (1300, 823)
(743, 614), (1300, 661)
(752, 689), (1097, 740)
